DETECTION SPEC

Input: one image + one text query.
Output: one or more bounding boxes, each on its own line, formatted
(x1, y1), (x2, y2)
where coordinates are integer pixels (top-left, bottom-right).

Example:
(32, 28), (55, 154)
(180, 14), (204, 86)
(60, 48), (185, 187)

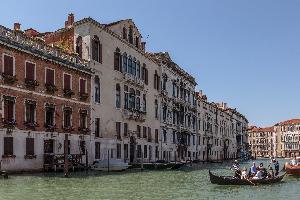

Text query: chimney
(65, 13), (74, 28)
(14, 23), (21, 31)
(141, 42), (146, 52)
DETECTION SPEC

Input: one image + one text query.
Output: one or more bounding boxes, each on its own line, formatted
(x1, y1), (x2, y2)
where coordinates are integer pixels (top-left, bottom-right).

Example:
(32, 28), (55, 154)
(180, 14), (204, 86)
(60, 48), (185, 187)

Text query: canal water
(0, 159), (299, 200)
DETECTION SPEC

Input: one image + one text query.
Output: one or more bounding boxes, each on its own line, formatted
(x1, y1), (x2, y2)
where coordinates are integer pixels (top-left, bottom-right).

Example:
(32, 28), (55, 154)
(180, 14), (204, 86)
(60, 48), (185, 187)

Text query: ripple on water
(1, 159), (300, 200)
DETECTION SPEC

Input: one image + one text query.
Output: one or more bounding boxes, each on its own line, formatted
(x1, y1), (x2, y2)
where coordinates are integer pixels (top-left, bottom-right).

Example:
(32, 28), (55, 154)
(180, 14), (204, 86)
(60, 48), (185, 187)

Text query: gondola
(209, 170), (285, 185)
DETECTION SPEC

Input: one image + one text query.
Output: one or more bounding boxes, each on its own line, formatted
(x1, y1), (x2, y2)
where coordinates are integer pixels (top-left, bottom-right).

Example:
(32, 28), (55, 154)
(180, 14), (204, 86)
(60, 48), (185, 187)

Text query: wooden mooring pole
(64, 134), (69, 177)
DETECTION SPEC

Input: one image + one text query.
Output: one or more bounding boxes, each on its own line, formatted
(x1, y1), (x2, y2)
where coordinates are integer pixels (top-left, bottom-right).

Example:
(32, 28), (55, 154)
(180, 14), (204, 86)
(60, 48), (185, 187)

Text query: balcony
(62, 126), (74, 133)
(79, 92), (89, 101)
(123, 109), (146, 122)
(78, 127), (90, 134)
(63, 89), (75, 98)
(2, 119), (17, 129)
(24, 78), (39, 89)
(123, 73), (144, 88)
(44, 124), (56, 132)
(45, 83), (58, 94)
(1, 73), (17, 84)
(24, 121), (39, 130)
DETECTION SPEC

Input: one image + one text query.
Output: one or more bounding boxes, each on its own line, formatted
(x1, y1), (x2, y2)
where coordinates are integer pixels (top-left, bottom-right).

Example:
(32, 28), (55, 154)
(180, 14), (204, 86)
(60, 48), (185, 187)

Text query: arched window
(132, 58), (136, 76)
(94, 76), (100, 103)
(129, 88), (135, 109)
(124, 85), (129, 109)
(142, 63), (148, 85)
(116, 84), (121, 108)
(136, 90), (140, 110)
(142, 94), (147, 112)
(122, 53), (127, 73)
(135, 36), (139, 48)
(136, 61), (141, 78)
(92, 35), (102, 63)
(76, 36), (83, 58)
(114, 48), (122, 72)
(128, 56), (132, 74)
(123, 27), (127, 40)
(128, 26), (133, 44)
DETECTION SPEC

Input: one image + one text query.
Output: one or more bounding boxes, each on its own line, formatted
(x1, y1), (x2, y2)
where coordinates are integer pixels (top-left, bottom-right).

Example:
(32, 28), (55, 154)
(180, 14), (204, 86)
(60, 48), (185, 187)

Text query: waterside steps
(1, 171), (8, 179)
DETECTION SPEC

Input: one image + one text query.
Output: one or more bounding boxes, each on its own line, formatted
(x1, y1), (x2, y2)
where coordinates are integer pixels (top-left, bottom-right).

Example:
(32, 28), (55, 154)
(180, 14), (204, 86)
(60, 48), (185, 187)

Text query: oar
(231, 169), (256, 186)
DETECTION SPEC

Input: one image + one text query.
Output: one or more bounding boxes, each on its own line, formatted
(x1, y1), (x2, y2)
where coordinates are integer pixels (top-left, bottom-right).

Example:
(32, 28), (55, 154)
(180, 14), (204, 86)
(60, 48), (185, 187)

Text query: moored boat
(91, 160), (129, 172)
(284, 163), (300, 176)
(209, 170), (285, 185)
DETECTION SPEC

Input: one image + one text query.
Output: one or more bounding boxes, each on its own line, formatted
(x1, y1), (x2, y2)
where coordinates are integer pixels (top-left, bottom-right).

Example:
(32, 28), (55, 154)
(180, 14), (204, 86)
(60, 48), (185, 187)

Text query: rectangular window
(155, 129), (159, 143)
(124, 144), (128, 159)
(25, 62), (35, 80)
(117, 144), (121, 159)
(45, 68), (55, 85)
(3, 54), (14, 76)
(79, 110), (87, 129)
(163, 130), (167, 143)
(137, 145), (142, 158)
(173, 132), (176, 144)
(95, 118), (100, 137)
(63, 74), (71, 90)
(4, 97), (15, 123)
(79, 78), (87, 93)
(137, 125), (141, 138)
(155, 146), (159, 158)
(144, 145), (147, 158)
(124, 123), (128, 137)
(26, 138), (34, 156)
(45, 106), (55, 127)
(80, 140), (86, 155)
(25, 101), (36, 124)
(63, 108), (72, 128)
(4, 137), (13, 156)
(116, 122), (121, 139)
(95, 142), (101, 159)
(143, 126), (147, 138)
(147, 127), (151, 142)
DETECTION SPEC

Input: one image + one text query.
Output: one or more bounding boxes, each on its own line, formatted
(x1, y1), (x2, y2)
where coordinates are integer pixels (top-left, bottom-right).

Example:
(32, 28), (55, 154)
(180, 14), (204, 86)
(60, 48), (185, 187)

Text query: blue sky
(1, 0), (300, 127)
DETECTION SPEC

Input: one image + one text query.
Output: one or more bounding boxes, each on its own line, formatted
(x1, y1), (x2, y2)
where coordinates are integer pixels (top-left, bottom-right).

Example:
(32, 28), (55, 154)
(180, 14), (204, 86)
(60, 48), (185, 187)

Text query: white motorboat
(91, 159), (129, 171)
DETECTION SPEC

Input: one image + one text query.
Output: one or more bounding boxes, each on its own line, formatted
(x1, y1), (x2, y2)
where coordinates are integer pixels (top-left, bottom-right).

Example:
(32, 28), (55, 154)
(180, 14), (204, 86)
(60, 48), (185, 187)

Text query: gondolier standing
(231, 160), (241, 179)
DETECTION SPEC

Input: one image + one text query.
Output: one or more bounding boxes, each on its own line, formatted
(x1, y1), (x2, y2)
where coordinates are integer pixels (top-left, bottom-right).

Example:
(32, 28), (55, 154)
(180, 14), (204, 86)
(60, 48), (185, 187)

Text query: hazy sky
(1, 0), (300, 127)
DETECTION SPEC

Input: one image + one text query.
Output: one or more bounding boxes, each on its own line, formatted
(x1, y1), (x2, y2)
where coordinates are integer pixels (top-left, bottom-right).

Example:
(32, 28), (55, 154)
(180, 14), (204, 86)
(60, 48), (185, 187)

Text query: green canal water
(1, 159), (300, 200)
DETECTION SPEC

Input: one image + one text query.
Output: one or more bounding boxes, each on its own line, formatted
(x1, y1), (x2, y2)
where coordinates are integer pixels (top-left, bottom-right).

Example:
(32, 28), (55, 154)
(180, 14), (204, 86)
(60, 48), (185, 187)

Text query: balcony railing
(123, 109), (146, 122)
(123, 73), (144, 88)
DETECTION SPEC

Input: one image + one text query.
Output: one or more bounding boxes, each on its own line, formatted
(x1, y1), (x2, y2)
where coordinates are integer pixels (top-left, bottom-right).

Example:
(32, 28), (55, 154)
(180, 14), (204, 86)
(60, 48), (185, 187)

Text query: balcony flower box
(79, 92), (89, 101)
(1, 73), (17, 84)
(63, 88), (75, 98)
(24, 121), (39, 130)
(45, 83), (58, 94)
(2, 119), (17, 129)
(63, 126), (74, 132)
(25, 79), (39, 89)
(24, 154), (37, 159)
(2, 154), (16, 159)
(78, 127), (90, 134)
(45, 124), (56, 132)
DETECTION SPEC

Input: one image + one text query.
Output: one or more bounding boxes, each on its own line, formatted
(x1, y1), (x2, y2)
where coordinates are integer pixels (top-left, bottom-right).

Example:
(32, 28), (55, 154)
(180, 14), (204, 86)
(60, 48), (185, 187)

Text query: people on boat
(231, 160), (241, 179)
(274, 160), (280, 176)
(250, 162), (257, 176)
(267, 166), (274, 179)
(241, 167), (248, 180)
(291, 156), (298, 166)
(252, 169), (264, 180)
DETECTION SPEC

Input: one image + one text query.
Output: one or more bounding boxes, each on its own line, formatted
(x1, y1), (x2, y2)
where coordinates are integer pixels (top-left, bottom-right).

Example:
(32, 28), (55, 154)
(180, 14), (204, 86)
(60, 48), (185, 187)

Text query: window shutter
(99, 43), (103, 63)
(64, 74), (71, 90)
(80, 79), (86, 93)
(4, 137), (13, 155)
(4, 55), (14, 76)
(26, 62), (35, 80)
(26, 138), (34, 155)
(5, 100), (14, 121)
(46, 69), (54, 85)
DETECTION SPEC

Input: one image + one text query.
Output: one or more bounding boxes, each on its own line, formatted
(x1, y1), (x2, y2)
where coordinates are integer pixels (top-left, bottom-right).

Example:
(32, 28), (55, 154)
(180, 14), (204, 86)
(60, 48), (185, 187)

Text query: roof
(147, 52), (197, 86)
(276, 119), (300, 126)
(250, 126), (274, 133)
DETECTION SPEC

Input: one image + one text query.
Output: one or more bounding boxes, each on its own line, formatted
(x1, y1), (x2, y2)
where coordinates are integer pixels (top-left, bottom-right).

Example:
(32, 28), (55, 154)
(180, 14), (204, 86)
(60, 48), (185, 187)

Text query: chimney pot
(14, 23), (21, 31)
(65, 13), (74, 27)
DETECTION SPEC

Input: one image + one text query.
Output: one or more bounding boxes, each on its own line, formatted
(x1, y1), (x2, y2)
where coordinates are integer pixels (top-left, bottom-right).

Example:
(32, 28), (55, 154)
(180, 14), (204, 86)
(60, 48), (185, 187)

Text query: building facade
(1, 14), (249, 171)
(0, 23), (93, 171)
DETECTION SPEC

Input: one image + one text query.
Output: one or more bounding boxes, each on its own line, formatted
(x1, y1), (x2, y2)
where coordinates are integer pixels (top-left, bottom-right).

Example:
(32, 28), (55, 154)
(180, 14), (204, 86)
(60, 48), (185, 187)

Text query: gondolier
(231, 160), (241, 179)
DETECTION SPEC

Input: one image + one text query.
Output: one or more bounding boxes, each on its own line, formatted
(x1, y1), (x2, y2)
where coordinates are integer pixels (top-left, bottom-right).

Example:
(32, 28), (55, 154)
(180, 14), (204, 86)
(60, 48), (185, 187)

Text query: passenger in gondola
(291, 156), (298, 166)
(231, 160), (241, 179)
(267, 166), (274, 179)
(249, 162), (257, 177)
(241, 167), (248, 180)
(252, 169), (264, 180)
(274, 160), (280, 176)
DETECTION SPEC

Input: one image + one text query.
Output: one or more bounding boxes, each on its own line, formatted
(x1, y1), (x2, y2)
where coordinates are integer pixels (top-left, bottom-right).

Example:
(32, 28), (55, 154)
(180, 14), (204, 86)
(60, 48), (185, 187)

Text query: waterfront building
(248, 119), (300, 159)
(0, 23), (93, 171)
(1, 14), (249, 171)
(274, 119), (300, 158)
(248, 126), (275, 158)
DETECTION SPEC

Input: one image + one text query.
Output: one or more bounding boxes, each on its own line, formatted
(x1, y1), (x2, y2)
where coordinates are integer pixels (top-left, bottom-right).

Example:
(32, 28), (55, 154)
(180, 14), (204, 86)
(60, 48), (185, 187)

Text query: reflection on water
(0, 159), (300, 200)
